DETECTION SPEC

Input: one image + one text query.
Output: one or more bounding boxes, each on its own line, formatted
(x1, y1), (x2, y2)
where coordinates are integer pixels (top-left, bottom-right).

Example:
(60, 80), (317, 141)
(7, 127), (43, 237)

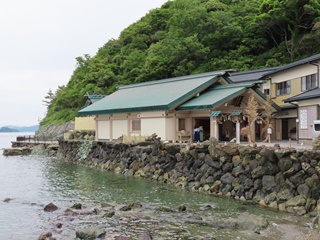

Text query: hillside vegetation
(41, 0), (320, 125)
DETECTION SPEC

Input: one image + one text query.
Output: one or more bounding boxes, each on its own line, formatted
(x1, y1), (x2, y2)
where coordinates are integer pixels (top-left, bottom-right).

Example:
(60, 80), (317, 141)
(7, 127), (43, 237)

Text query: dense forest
(41, 0), (320, 125)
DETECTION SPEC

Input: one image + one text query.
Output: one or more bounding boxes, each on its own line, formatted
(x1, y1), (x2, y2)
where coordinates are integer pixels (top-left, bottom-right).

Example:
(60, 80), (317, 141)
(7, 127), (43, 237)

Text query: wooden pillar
(275, 119), (282, 140)
(187, 117), (193, 139)
(127, 118), (130, 137)
(172, 115), (177, 143)
(210, 116), (214, 138)
(95, 116), (98, 141)
(251, 122), (255, 143)
(236, 120), (240, 144)
(210, 117), (219, 140)
(109, 119), (113, 141)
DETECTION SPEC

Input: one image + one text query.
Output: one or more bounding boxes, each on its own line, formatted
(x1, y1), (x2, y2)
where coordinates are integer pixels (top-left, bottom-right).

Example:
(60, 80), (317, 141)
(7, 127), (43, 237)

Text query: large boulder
(260, 148), (278, 163)
(44, 203), (58, 212)
(278, 157), (293, 172)
(252, 166), (268, 179)
(35, 121), (74, 141)
(38, 232), (52, 240)
(285, 195), (307, 207)
(75, 226), (106, 240)
(262, 175), (276, 194)
(208, 137), (219, 156)
(3, 147), (31, 156)
(235, 213), (269, 232)
(221, 173), (234, 185)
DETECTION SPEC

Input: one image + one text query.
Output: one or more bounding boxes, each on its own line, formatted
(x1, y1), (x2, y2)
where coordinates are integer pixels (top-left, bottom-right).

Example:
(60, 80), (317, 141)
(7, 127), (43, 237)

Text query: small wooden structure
(177, 131), (191, 142)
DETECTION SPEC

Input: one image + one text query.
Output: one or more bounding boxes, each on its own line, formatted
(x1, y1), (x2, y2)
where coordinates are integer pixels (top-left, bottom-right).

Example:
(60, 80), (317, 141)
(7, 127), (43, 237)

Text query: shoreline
(2, 138), (320, 239)
(56, 138), (320, 218)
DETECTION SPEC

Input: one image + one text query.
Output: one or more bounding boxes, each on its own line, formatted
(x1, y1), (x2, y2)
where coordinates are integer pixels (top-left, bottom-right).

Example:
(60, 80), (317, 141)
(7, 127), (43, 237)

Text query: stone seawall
(57, 138), (320, 224)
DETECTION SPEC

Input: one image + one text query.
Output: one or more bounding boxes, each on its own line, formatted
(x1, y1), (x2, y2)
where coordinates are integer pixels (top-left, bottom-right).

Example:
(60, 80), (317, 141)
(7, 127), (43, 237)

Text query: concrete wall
(97, 120), (110, 140)
(166, 118), (173, 141)
(270, 62), (319, 107)
(141, 118), (167, 140)
(113, 120), (128, 140)
(299, 105), (319, 139)
(75, 117), (96, 131)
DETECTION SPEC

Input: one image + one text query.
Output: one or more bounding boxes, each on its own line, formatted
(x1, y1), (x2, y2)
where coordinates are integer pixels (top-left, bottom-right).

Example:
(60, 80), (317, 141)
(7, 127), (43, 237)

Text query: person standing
(194, 126), (199, 142)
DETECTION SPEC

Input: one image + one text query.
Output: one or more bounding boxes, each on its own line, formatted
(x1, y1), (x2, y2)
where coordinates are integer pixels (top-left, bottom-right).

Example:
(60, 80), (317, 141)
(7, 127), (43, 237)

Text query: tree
(75, 54), (91, 67)
(257, 0), (320, 60)
(43, 89), (55, 107)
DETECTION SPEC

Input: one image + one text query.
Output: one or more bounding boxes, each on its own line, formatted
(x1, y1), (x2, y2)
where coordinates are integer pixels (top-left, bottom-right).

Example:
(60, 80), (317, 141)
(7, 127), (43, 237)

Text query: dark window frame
(276, 80), (291, 96)
(301, 73), (318, 91)
(131, 119), (141, 132)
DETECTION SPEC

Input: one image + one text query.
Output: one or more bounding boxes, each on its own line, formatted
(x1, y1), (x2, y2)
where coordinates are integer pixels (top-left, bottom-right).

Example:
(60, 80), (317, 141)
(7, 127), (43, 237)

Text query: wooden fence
(16, 135), (35, 142)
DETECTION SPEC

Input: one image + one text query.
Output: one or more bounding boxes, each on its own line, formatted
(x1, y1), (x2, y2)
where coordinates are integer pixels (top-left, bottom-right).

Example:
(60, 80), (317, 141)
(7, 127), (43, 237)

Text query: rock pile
(66, 130), (95, 141)
(36, 200), (289, 239)
(57, 138), (320, 227)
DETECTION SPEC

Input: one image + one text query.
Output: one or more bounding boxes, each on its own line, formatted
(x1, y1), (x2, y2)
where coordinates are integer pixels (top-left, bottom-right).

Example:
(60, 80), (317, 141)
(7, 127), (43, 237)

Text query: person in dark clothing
(194, 126), (199, 142)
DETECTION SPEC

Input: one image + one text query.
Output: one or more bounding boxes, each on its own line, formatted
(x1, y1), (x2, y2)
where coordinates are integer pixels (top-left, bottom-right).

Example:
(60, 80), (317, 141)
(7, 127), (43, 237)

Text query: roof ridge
(213, 82), (255, 89)
(261, 53), (320, 77)
(284, 87), (320, 102)
(117, 70), (232, 90)
(231, 66), (280, 76)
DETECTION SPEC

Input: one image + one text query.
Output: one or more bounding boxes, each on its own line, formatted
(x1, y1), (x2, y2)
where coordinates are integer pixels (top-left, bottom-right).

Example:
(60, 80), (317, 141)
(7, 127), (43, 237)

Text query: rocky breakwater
(3, 147), (32, 156)
(3, 142), (59, 157)
(57, 137), (320, 228)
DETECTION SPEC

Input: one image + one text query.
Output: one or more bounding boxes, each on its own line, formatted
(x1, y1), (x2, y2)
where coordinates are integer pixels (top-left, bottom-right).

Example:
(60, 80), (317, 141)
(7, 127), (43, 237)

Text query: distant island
(0, 125), (39, 133)
(0, 127), (19, 132)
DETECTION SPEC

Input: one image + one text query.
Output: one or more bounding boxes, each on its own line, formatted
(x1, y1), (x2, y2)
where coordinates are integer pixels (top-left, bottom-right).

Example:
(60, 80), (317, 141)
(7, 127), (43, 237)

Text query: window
(178, 119), (186, 131)
(315, 123), (320, 131)
(131, 119), (141, 131)
(264, 89), (270, 95)
(276, 81), (291, 96)
(301, 73), (318, 91)
(300, 109), (308, 129)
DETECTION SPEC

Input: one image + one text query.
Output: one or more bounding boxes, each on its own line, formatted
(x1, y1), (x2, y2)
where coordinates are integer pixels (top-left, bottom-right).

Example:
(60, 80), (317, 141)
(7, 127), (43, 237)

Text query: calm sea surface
(0, 132), (314, 239)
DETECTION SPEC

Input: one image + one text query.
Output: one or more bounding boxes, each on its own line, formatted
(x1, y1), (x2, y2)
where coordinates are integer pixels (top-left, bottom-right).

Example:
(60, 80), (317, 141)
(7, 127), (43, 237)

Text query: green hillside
(41, 0), (320, 125)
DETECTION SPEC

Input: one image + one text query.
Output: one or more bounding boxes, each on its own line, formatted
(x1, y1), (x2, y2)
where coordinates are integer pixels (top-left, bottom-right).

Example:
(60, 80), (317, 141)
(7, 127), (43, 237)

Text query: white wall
(299, 105), (318, 139)
(141, 118), (167, 140)
(166, 118), (173, 140)
(299, 99), (320, 107)
(97, 120), (110, 140)
(112, 120), (128, 140)
(272, 64), (318, 83)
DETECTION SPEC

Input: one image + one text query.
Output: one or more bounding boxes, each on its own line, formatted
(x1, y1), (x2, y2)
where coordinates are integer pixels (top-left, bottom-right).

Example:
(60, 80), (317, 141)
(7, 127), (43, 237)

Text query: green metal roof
(78, 71), (229, 116)
(83, 92), (105, 108)
(177, 83), (254, 111)
(210, 111), (221, 117)
(230, 110), (242, 116)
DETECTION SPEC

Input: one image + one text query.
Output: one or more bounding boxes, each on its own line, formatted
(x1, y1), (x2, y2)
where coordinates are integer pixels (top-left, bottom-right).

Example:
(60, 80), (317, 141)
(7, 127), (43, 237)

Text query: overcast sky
(0, 0), (168, 127)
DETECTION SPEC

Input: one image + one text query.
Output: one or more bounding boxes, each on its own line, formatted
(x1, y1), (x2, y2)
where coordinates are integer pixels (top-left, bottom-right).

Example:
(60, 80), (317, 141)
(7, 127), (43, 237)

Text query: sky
(0, 0), (168, 127)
